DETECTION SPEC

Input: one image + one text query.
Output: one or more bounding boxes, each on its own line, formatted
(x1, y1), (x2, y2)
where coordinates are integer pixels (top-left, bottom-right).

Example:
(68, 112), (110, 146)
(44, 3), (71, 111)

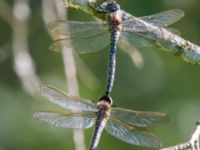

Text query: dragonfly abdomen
(89, 118), (107, 150)
(105, 30), (120, 96)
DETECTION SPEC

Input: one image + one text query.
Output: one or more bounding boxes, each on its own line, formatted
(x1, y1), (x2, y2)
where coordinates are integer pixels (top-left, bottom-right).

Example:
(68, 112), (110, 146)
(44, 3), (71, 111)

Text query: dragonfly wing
(139, 9), (184, 27)
(120, 20), (180, 51)
(166, 27), (181, 35)
(34, 111), (96, 128)
(111, 107), (169, 127)
(120, 31), (154, 48)
(39, 85), (97, 112)
(105, 118), (163, 148)
(118, 38), (144, 69)
(48, 20), (110, 54)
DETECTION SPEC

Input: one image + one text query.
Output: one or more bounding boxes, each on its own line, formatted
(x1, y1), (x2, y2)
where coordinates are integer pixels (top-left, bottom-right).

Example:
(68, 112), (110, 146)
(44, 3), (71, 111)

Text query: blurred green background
(1, 0), (200, 150)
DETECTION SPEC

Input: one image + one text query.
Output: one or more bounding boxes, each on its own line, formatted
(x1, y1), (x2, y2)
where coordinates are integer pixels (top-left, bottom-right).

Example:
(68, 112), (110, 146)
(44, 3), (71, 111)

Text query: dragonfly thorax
(96, 100), (111, 120)
(109, 11), (122, 26)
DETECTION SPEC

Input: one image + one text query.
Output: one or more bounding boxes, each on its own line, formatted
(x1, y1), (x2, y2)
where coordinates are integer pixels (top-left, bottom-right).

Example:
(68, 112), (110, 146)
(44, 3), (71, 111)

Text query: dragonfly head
(105, 1), (120, 12)
(99, 95), (113, 105)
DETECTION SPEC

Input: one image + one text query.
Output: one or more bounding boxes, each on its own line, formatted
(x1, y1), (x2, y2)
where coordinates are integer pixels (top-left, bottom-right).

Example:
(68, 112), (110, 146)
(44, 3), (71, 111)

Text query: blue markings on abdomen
(89, 109), (107, 150)
(105, 30), (120, 96)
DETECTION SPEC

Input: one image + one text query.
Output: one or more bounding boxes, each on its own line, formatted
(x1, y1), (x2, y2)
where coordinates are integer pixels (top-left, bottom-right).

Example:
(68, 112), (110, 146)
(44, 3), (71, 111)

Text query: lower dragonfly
(48, 0), (200, 96)
(34, 85), (169, 150)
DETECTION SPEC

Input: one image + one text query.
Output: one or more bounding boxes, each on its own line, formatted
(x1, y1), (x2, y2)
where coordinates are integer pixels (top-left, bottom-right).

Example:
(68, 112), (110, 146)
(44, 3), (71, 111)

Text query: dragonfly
(48, 0), (200, 95)
(34, 85), (169, 150)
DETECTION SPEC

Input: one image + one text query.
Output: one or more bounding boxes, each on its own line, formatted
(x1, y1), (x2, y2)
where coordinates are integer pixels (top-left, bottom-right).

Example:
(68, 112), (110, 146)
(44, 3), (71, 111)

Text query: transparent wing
(39, 85), (97, 112)
(120, 20), (180, 50)
(105, 118), (163, 148)
(120, 27), (178, 52)
(121, 9), (184, 43)
(34, 111), (96, 128)
(48, 20), (110, 54)
(111, 107), (169, 127)
(118, 37), (144, 69)
(121, 13), (156, 48)
(166, 27), (181, 35)
(120, 32), (154, 48)
(139, 9), (184, 27)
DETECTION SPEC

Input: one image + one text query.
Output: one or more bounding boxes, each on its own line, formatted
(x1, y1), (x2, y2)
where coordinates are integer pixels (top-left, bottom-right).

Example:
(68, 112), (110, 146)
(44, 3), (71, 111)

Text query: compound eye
(114, 3), (120, 10)
(105, 3), (114, 12)
(105, 2), (120, 12)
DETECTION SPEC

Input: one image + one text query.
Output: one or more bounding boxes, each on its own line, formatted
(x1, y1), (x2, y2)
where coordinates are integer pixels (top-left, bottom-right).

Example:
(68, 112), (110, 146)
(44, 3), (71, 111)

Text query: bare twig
(0, 0), (41, 95)
(42, 1), (86, 150)
(0, 0), (40, 91)
(55, 2), (86, 149)
(12, 0), (41, 94)
(161, 120), (200, 150)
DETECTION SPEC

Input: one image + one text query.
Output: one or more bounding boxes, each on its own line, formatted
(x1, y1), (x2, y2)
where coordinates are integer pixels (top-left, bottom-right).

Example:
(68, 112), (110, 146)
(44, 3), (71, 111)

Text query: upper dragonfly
(34, 85), (169, 150)
(47, 0), (200, 96)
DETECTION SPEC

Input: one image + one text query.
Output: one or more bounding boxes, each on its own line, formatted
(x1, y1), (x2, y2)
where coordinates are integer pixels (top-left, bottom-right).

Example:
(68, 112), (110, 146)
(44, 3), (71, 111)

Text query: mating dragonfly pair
(34, 0), (200, 149)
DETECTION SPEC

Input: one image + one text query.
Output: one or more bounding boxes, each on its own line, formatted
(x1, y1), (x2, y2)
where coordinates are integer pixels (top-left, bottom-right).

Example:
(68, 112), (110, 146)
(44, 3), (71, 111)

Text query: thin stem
(161, 120), (200, 150)
(42, 1), (86, 150)
(12, 0), (41, 94)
